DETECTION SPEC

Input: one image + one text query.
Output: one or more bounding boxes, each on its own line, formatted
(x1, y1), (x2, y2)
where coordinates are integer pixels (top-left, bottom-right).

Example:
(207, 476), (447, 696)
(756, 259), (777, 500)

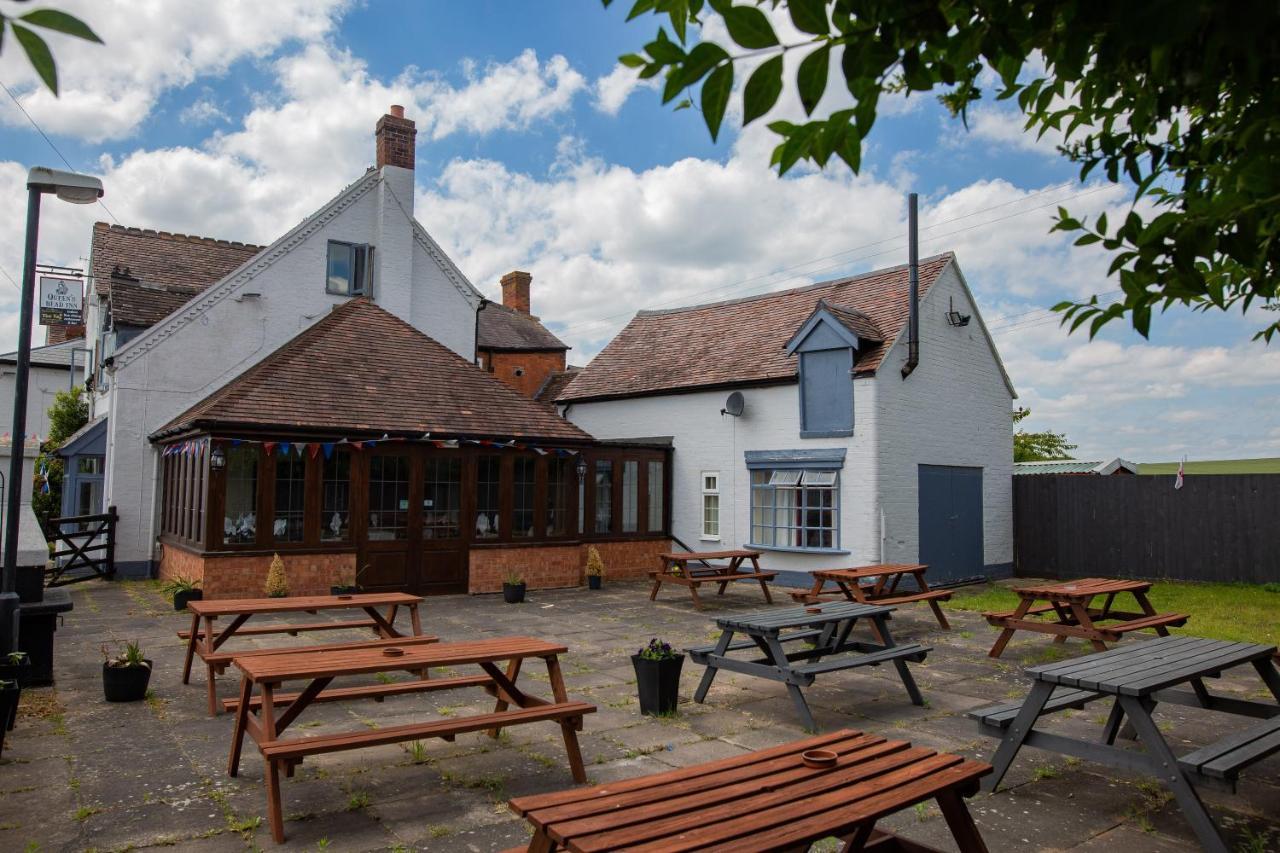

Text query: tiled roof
(0, 339), (83, 368)
(559, 253), (953, 402)
(534, 366), (582, 403)
(91, 222), (262, 296)
(108, 280), (203, 327)
(818, 300), (884, 342)
(155, 299), (592, 442)
(477, 302), (569, 351)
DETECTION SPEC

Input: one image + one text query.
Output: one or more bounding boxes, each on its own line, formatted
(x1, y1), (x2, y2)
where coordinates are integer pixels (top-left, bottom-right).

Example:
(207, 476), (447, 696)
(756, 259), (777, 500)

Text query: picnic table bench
(226, 635), (596, 844)
(983, 577), (1187, 658)
(970, 635), (1280, 853)
(180, 592), (425, 715)
(503, 728), (991, 852)
(650, 549), (776, 611)
(689, 602), (930, 731)
(792, 564), (953, 630)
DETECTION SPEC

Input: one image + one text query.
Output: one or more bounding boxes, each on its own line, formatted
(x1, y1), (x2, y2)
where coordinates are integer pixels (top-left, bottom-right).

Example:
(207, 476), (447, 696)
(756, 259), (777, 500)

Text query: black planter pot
(502, 583), (527, 604)
(330, 585), (359, 595)
(587, 575), (602, 590)
(15, 564), (43, 604)
(172, 588), (203, 611)
(102, 661), (153, 702)
(0, 655), (31, 732)
(631, 653), (684, 716)
(0, 682), (18, 755)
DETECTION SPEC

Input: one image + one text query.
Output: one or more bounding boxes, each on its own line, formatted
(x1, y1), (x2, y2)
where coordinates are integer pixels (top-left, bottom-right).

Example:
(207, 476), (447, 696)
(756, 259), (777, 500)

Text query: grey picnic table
(970, 635), (1280, 853)
(688, 601), (931, 731)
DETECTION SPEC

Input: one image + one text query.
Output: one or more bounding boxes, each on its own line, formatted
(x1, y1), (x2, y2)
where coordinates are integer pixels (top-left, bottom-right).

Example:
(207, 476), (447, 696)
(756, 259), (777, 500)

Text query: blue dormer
(784, 301), (883, 438)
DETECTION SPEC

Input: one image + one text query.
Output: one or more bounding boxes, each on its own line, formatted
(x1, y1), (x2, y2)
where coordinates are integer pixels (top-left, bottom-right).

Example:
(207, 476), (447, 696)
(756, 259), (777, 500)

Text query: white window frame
(700, 471), (720, 541)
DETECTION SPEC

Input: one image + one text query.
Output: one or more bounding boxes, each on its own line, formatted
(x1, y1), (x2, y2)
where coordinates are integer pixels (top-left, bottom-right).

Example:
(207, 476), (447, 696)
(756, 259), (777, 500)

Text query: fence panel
(1013, 475), (1280, 583)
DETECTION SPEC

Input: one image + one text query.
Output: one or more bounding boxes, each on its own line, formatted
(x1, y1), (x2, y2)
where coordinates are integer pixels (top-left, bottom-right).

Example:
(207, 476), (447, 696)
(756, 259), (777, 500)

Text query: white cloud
(180, 97), (230, 126)
(593, 63), (658, 115)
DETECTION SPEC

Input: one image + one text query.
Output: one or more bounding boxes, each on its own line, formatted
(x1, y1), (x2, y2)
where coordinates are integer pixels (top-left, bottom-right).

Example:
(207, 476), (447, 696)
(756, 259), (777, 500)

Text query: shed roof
(558, 253), (953, 402)
(1014, 458), (1139, 475)
(477, 302), (569, 352)
(155, 299), (591, 442)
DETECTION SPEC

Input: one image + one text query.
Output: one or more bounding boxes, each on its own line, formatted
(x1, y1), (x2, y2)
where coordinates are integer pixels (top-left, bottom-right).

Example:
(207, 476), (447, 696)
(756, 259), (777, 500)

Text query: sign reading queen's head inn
(39, 276), (83, 326)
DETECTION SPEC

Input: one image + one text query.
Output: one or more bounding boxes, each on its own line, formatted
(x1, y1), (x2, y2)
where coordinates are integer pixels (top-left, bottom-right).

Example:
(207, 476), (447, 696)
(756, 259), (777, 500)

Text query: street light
(1, 167), (103, 654)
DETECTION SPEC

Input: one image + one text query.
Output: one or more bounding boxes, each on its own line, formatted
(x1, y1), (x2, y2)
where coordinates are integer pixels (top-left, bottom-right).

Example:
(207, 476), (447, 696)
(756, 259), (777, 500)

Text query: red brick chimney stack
(375, 104), (416, 170)
(501, 270), (532, 314)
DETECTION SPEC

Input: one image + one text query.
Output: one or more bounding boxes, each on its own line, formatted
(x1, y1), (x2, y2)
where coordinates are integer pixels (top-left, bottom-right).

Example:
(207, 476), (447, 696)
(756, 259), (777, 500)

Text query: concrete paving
(0, 578), (1276, 852)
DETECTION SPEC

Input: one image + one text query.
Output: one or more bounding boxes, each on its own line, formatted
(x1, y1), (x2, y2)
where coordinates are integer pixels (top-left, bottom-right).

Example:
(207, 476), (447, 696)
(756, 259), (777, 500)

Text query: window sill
(799, 429), (853, 439)
(699, 535), (721, 543)
(747, 543), (850, 556)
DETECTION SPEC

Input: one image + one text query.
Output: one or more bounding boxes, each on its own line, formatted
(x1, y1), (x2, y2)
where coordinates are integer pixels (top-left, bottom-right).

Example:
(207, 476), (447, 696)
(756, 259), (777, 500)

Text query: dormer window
(784, 301), (884, 439)
(326, 240), (373, 296)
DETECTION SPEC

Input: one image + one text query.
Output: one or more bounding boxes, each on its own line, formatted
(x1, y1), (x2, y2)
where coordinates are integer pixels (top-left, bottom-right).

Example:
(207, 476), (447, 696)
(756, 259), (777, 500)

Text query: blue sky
(0, 0), (1275, 461)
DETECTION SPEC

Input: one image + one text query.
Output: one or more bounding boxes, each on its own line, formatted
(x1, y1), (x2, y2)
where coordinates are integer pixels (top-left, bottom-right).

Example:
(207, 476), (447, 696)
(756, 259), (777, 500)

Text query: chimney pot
(500, 270), (532, 315)
(389, 104), (405, 118)
(376, 108), (417, 171)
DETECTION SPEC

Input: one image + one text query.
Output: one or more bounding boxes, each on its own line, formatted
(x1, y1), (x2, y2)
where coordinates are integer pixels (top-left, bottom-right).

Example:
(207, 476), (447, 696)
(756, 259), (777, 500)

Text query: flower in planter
(102, 640), (150, 670)
(637, 638), (678, 661)
(264, 554), (289, 598)
(504, 572), (525, 587)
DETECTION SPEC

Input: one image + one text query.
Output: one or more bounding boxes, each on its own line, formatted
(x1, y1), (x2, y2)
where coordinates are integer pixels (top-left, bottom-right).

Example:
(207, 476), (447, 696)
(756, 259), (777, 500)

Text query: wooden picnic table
(650, 549), (776, 611)
(181, 592), (425, 715)
(970, 635), (1280, 853)
(226, 635), (596, 844)
(689, 602), (930, 731)
(504, 728), (992, 852)
(983, 577), (1188, 658)
(792, 563), (953, 630)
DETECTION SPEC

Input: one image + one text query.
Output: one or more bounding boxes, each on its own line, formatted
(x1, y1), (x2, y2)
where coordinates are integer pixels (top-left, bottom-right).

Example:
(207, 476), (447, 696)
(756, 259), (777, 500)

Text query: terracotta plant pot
(102, 661), (152, 702)
(631, 653), (684, 716)
(173, 588), (203, 611)
(503, 583), (527, 604)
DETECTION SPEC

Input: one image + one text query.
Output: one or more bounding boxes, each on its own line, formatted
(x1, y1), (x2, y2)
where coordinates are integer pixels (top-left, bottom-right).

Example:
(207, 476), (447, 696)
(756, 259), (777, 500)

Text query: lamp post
(1, 167), (103, 654)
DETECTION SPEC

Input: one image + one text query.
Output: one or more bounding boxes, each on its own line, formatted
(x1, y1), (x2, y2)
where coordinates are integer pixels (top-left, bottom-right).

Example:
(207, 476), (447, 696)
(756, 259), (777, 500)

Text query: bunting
(159, 434), (584, 458)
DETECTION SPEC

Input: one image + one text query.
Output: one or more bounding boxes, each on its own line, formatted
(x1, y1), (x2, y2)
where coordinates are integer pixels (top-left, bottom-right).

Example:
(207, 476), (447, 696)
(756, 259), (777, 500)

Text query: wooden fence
(1013, 474), (1280, 584)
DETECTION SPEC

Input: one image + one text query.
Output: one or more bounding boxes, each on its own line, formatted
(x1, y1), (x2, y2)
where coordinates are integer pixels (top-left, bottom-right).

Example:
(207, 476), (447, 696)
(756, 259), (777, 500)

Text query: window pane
(510, 456), (536, 538)
(703, 494), (719, 537)
(273, 453), (306, 543)
(224, 445), (257, 544)
(321, 450), (351, 541)
(327, 241), (353, 294)
(749, 467), (838, 551)
(621, 460), (638, 532)
(547, 457), (569, 536)
(594, 460), (613, 533)
(368, 454), (409, 540)
(475, 455), (501, 538)
(769, 469), (802, 487)
(78, 456), (103, 475)
(647, 460), (664, 532)
(423, 456), (461, 539)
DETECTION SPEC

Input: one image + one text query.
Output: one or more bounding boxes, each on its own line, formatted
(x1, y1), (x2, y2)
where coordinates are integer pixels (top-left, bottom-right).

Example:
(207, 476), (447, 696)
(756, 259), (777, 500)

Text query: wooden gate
(44, 506), (117, 587)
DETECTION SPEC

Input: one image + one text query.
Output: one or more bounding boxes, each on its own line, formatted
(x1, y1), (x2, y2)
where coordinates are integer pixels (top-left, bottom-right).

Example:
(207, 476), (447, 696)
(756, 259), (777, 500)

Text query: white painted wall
(0, 363), (75, 440)
(100, 165), (483, 571)
(565, 381), (882, 575)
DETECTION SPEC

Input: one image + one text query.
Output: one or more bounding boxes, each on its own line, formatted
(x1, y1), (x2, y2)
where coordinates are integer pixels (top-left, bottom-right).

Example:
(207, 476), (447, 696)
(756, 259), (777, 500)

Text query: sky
(0, 0), (1276, 462)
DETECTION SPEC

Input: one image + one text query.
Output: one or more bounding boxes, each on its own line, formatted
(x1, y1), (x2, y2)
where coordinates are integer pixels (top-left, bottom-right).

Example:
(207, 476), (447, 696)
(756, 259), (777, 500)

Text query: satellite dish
(721, 391), (745, 417)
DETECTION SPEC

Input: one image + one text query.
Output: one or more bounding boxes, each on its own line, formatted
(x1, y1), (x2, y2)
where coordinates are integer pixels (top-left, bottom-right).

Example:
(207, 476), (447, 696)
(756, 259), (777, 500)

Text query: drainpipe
(901, 192), (920, 379)
(473, 298), (489, 367)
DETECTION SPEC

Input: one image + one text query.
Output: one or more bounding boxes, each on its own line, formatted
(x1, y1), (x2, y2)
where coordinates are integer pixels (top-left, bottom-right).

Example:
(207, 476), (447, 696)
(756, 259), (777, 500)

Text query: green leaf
(787, 0), (829, 35)
(701, 63), (733, 142)
(664, 41), (729, 99)
(12, 24), (57, 94)
(743, 55), (783, 124)
(796, 45), (830, 115)
(626, 0), (657, 21)
(618, 53), (648, 68)
(645, 30), (685, 64)
(19, 9), (102, 43)
(722, 5), (778, 49)
(673, 98), (692, 111)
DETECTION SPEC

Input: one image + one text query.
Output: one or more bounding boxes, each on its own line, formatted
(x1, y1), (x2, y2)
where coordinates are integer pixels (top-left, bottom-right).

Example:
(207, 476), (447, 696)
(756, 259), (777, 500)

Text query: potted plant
(264, 553), (289, 598)
(102, 641), (152, 703)
(331, 563), (367, 596)
(0, 652), (29, 732)
(585, 546), (605, 590)
(161, 576), (203, 611)
(631, 638), (684, 716)
(0, 679), (17, 756)
(502, 572), (527, 604)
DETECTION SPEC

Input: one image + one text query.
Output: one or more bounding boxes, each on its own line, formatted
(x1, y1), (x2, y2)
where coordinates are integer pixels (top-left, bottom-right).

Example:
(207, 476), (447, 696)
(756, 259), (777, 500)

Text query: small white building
(557, 254), (1017, 586)
(0, 339), (86, 441)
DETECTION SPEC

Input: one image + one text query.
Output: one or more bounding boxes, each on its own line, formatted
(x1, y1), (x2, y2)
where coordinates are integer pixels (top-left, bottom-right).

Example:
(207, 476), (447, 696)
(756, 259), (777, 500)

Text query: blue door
(918, 465), (984, 583)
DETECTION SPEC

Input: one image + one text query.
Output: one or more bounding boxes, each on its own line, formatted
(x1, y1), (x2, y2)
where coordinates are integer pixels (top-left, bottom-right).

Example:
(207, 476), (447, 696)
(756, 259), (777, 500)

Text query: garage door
(918, 465), (984, 584)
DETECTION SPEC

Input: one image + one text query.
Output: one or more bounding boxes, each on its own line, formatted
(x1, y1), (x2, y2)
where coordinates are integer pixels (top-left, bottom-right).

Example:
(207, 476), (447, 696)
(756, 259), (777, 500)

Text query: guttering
(901, 192), (920, 379)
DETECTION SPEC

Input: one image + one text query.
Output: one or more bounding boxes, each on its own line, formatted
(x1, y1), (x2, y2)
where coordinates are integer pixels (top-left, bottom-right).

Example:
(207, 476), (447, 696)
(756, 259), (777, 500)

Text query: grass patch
(73, 804), (103, 821)
(945, 580), (1278, 645)
(346, 790), (371, 811)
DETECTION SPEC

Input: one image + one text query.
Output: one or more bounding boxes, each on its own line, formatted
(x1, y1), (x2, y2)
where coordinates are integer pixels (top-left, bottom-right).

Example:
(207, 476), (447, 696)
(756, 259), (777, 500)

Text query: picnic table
(650, 549), (776, 610)
(504, 728), (992, 852)
(180, 592), (425, 715)
(969, 635), (1280, 853)
(983, 577), (1188, 658)
(791, 563), (953, 630)
(689, 602), (930, 731)
(226, 635), (596, 844)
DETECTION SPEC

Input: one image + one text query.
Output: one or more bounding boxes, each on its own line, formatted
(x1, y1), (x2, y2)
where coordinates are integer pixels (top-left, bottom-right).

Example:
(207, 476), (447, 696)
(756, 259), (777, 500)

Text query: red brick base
(468, 538), (670, 593)
(158, 542), (355, 599)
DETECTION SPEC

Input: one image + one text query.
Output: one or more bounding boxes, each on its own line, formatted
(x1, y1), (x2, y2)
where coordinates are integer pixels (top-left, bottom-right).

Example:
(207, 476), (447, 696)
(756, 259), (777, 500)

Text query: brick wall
(469, 537), (670, 593)
(485, 350), (566, 399)
(158, 542), (356, 599)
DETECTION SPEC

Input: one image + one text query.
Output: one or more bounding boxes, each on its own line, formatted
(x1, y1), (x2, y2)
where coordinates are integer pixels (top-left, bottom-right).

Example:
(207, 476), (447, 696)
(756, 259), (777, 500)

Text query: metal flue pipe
(901, 192), (920, 379)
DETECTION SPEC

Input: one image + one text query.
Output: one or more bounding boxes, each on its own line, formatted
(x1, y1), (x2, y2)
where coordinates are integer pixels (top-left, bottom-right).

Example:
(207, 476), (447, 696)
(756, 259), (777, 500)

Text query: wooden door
(419, 455), (468, 594)
(360, 449), (416, 592)
(918, 464), (985, 583)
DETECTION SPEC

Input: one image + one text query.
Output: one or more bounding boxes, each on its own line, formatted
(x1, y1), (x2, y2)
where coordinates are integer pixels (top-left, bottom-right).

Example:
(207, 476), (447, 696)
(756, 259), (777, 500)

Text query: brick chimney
(375, 105), (416, 171)
(501, 270), (532, 314)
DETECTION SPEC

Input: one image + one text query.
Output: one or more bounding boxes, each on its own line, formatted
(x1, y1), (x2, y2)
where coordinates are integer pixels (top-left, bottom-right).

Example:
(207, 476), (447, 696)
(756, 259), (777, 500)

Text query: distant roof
(535, 366), (582, 403)
(477, 302), (569, 352)
(1139, 457), (1280, 475)
(1014, 458), (1139, 475)
(155, 299), (591, 442)
(91, 222), (263, 328)
(559, 253), (954, 403)
(0, 339), (84, 369)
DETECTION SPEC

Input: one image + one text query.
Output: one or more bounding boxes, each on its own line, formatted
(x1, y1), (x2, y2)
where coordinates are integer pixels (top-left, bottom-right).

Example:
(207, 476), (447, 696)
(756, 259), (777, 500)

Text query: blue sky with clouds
(0, 0), (1275, 462)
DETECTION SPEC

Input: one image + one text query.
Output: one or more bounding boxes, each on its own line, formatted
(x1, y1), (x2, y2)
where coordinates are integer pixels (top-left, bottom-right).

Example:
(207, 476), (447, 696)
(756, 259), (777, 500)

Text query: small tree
(264, 554), (289, 598)
(585, 546), (606, 577)
(1013, 407), (1076, 463)
(32, 385), (89, 530)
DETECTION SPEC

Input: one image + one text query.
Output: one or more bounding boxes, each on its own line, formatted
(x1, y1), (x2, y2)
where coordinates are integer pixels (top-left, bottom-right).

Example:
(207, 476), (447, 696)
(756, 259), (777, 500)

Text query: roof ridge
(93, 220), (263, 251)
(636, 252), (954, 318)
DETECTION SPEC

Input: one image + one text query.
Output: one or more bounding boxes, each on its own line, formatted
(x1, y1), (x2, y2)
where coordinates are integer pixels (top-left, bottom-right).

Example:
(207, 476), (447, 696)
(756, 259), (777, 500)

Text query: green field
(946, 579), (1280, 646)
(1139, 457), (1280, 475)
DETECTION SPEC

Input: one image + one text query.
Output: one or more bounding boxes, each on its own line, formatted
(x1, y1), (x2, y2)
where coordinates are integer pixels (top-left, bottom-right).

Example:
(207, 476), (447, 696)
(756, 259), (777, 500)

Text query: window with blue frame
(749, 469), (839, 549)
